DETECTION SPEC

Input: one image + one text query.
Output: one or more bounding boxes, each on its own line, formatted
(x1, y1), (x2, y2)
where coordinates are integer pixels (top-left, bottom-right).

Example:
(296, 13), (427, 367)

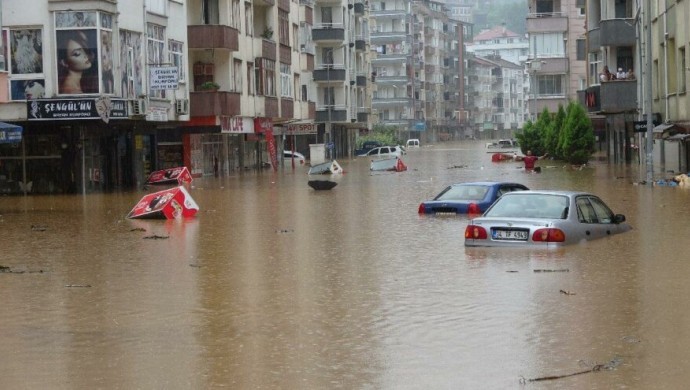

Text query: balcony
(374, 75), (408, 85)
(315, 106), (348, 122)
(357, 111), (369, 123)
(526, 13), (567, 33)
(600, 19), (636, 46)
(587, 27), (600, 52)
(188, 25), (239, 51)
(370, 30), (407, 45)
(369, 9), (407, 19)
(370, 53), (407, 64)
(190, 91), (241, 117)
(600, 80), (637, 113)
(372, 97), (413, 107)
(312, 25), (345, 43)
(313, 66), (347, 82)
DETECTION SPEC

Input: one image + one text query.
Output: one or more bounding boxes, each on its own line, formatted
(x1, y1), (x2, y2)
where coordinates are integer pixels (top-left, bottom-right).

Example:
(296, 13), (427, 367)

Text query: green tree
(516, 107), (550, 155)
(558, 102), (595, 164)
(545, 104), (566, 159)
(356, 124), (402, 148)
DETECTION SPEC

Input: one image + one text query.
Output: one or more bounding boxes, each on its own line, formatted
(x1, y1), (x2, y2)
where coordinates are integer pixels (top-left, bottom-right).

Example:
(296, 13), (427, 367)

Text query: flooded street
(3, 140), (690, 389)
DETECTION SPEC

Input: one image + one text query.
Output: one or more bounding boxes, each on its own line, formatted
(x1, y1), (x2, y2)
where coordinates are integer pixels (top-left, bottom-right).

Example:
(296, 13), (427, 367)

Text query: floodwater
(2, 141), (690, 389)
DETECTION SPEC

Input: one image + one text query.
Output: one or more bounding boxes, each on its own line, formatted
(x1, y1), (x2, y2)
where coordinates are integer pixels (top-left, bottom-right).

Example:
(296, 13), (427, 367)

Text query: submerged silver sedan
(464, 190), (632, 247)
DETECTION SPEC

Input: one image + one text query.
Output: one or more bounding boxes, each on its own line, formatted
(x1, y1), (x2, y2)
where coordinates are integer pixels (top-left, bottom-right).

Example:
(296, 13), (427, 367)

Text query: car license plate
(492, 229), (528, 241)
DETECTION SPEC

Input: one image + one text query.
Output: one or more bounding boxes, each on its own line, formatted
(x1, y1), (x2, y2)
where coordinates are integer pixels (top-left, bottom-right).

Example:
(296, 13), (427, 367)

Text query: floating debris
(31, 225), (47, 231)
(559, 289), (576, 295)
(143, 234), (169, 240)
(506, 270), (519, 273)
(189, 264), (203, 268)
(65, 284), (92, 288)
(534, 269), (569, 273)
(520, 357), (621, 383)
(276, 229), (294, 234)
(130, 228), (146, 232)
(622, 336), (641, 343)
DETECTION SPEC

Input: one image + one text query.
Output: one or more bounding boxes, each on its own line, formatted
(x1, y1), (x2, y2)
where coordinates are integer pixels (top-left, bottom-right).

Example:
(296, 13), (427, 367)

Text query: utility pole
(644, 0), (654, 183)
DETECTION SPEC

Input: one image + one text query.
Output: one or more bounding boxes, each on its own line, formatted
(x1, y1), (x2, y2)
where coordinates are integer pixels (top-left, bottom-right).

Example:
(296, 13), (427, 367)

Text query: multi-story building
(186, 0), (325, 172)
(466, 24), (528, 66)
(311, 0), (372, 159)
(369, 0), (465, 142)
(467, 54), (525, 139)
(445, 0), (477, 24)
(0, 1), (190, 195)
(525, 0), (586, 121)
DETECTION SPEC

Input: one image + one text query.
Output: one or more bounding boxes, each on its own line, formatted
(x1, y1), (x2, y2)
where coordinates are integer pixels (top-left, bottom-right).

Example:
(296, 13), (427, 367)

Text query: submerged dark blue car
(418, 181), (529, 215)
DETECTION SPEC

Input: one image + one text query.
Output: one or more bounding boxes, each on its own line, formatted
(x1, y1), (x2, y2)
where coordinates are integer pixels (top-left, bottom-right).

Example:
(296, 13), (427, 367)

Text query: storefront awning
(666, 133), (690, 141)
(653, 123), (680, 139)
(653, 123), (675, 133)
(0, 122), (23, 144)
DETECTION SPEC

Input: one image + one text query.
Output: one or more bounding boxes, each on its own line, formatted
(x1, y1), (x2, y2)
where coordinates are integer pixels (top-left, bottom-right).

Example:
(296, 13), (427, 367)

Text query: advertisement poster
(127, 186), (199, 220)
(145, 166), (193, 185)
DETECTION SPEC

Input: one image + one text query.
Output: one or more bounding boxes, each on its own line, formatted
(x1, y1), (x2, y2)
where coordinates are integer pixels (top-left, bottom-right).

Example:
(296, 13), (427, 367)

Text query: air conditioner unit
(131, 99), (147, 115)
(175, 99), (189, 115)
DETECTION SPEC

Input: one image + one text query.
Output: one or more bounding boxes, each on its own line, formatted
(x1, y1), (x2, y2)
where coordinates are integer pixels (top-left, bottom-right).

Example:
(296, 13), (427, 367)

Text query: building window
(146, 0), (168, 16)
(202, 0), (219, 24)
(280, 63), (292, 98)
(169, 40), (185, 83)
(279, 10), (289, 46)
(576, 39), (586, 61)
(3, 28), (45, 100)
(680, 47), (687, 93)
(230, 0), (241, 30)
(232, 59), (242, 92)
(120, 30), (143, 98)
(536, 74), (564, 96)
(55, 11), (115, 96)
(147, 23), (166, 98)
(247, 61), (255, 95)
(588, 52), (601, 86)
(245, 2), (253, 36)
(294, 74), (301, 101)
(255, 58), (275, 96)
(530, 32), (564, 58)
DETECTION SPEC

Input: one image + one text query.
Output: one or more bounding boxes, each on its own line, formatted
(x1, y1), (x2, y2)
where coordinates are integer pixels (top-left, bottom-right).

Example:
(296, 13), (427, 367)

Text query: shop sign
(220, 116), (253, 133)
(149, 66), (179, 90)
(254, 117), (273, 133)
(287, 122), (317, 135)
(27, 98), (128, 121)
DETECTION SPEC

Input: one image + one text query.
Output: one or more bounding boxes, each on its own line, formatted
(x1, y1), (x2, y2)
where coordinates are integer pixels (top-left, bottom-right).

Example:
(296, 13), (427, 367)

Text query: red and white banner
(127, 186), (199, 219)
(265, 129), (278, 172)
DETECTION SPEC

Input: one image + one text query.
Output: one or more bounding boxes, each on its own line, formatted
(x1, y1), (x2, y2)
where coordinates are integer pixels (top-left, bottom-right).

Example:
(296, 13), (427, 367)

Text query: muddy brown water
(1, 141), (689, 389)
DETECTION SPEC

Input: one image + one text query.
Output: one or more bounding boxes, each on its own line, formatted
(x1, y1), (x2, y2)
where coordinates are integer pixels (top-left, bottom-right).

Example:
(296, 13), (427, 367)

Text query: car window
(576, 197), (599, 223)
(588, 196), (614, 223)
(435, 185), (488, 201)
(486, 193), (566, 218)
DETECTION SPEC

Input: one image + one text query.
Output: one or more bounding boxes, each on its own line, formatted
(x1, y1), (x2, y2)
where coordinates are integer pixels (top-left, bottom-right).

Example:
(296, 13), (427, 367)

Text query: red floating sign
(145, 166), (193, 185)
(127, 186), (199, 219)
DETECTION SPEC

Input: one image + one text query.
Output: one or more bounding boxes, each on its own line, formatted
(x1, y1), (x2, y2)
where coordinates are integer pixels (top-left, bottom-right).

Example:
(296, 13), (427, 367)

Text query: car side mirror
(613, 214), (626, 223)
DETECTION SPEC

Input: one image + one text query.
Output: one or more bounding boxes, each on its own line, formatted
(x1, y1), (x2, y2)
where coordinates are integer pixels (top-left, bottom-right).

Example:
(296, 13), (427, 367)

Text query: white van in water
(406, 139), (420, 148)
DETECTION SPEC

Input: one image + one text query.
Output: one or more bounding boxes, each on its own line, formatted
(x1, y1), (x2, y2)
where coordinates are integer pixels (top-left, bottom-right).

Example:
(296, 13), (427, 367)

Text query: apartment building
(525, 0), (586, 121)
(0, 1), (189, 195)
(466, 24), (528, 66)
(369, 0), (465, 142)
(467, 54), (525, 139)
(311, 0), (372, 159)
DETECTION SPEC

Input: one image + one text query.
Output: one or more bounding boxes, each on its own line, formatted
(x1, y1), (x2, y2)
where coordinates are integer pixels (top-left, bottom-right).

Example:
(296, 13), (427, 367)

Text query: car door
(575, 196), (616, 240)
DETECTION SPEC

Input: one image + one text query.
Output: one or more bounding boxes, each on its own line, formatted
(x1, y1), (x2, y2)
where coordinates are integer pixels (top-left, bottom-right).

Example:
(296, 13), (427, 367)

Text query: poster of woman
(10, 79), (45, 100)
(10, 29), (43, 74)
(56, 29), (99, 94)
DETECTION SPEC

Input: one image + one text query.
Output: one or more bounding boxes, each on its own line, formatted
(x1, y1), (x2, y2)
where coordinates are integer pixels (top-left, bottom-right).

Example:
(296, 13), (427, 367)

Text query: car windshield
(435, 185), (489, 201)
(485, 193), (569, 219)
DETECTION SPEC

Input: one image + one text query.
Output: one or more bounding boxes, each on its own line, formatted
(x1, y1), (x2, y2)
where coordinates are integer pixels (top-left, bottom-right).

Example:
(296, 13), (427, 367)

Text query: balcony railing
(188, 25), (239, 50)
(190, 91), (241, 117)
